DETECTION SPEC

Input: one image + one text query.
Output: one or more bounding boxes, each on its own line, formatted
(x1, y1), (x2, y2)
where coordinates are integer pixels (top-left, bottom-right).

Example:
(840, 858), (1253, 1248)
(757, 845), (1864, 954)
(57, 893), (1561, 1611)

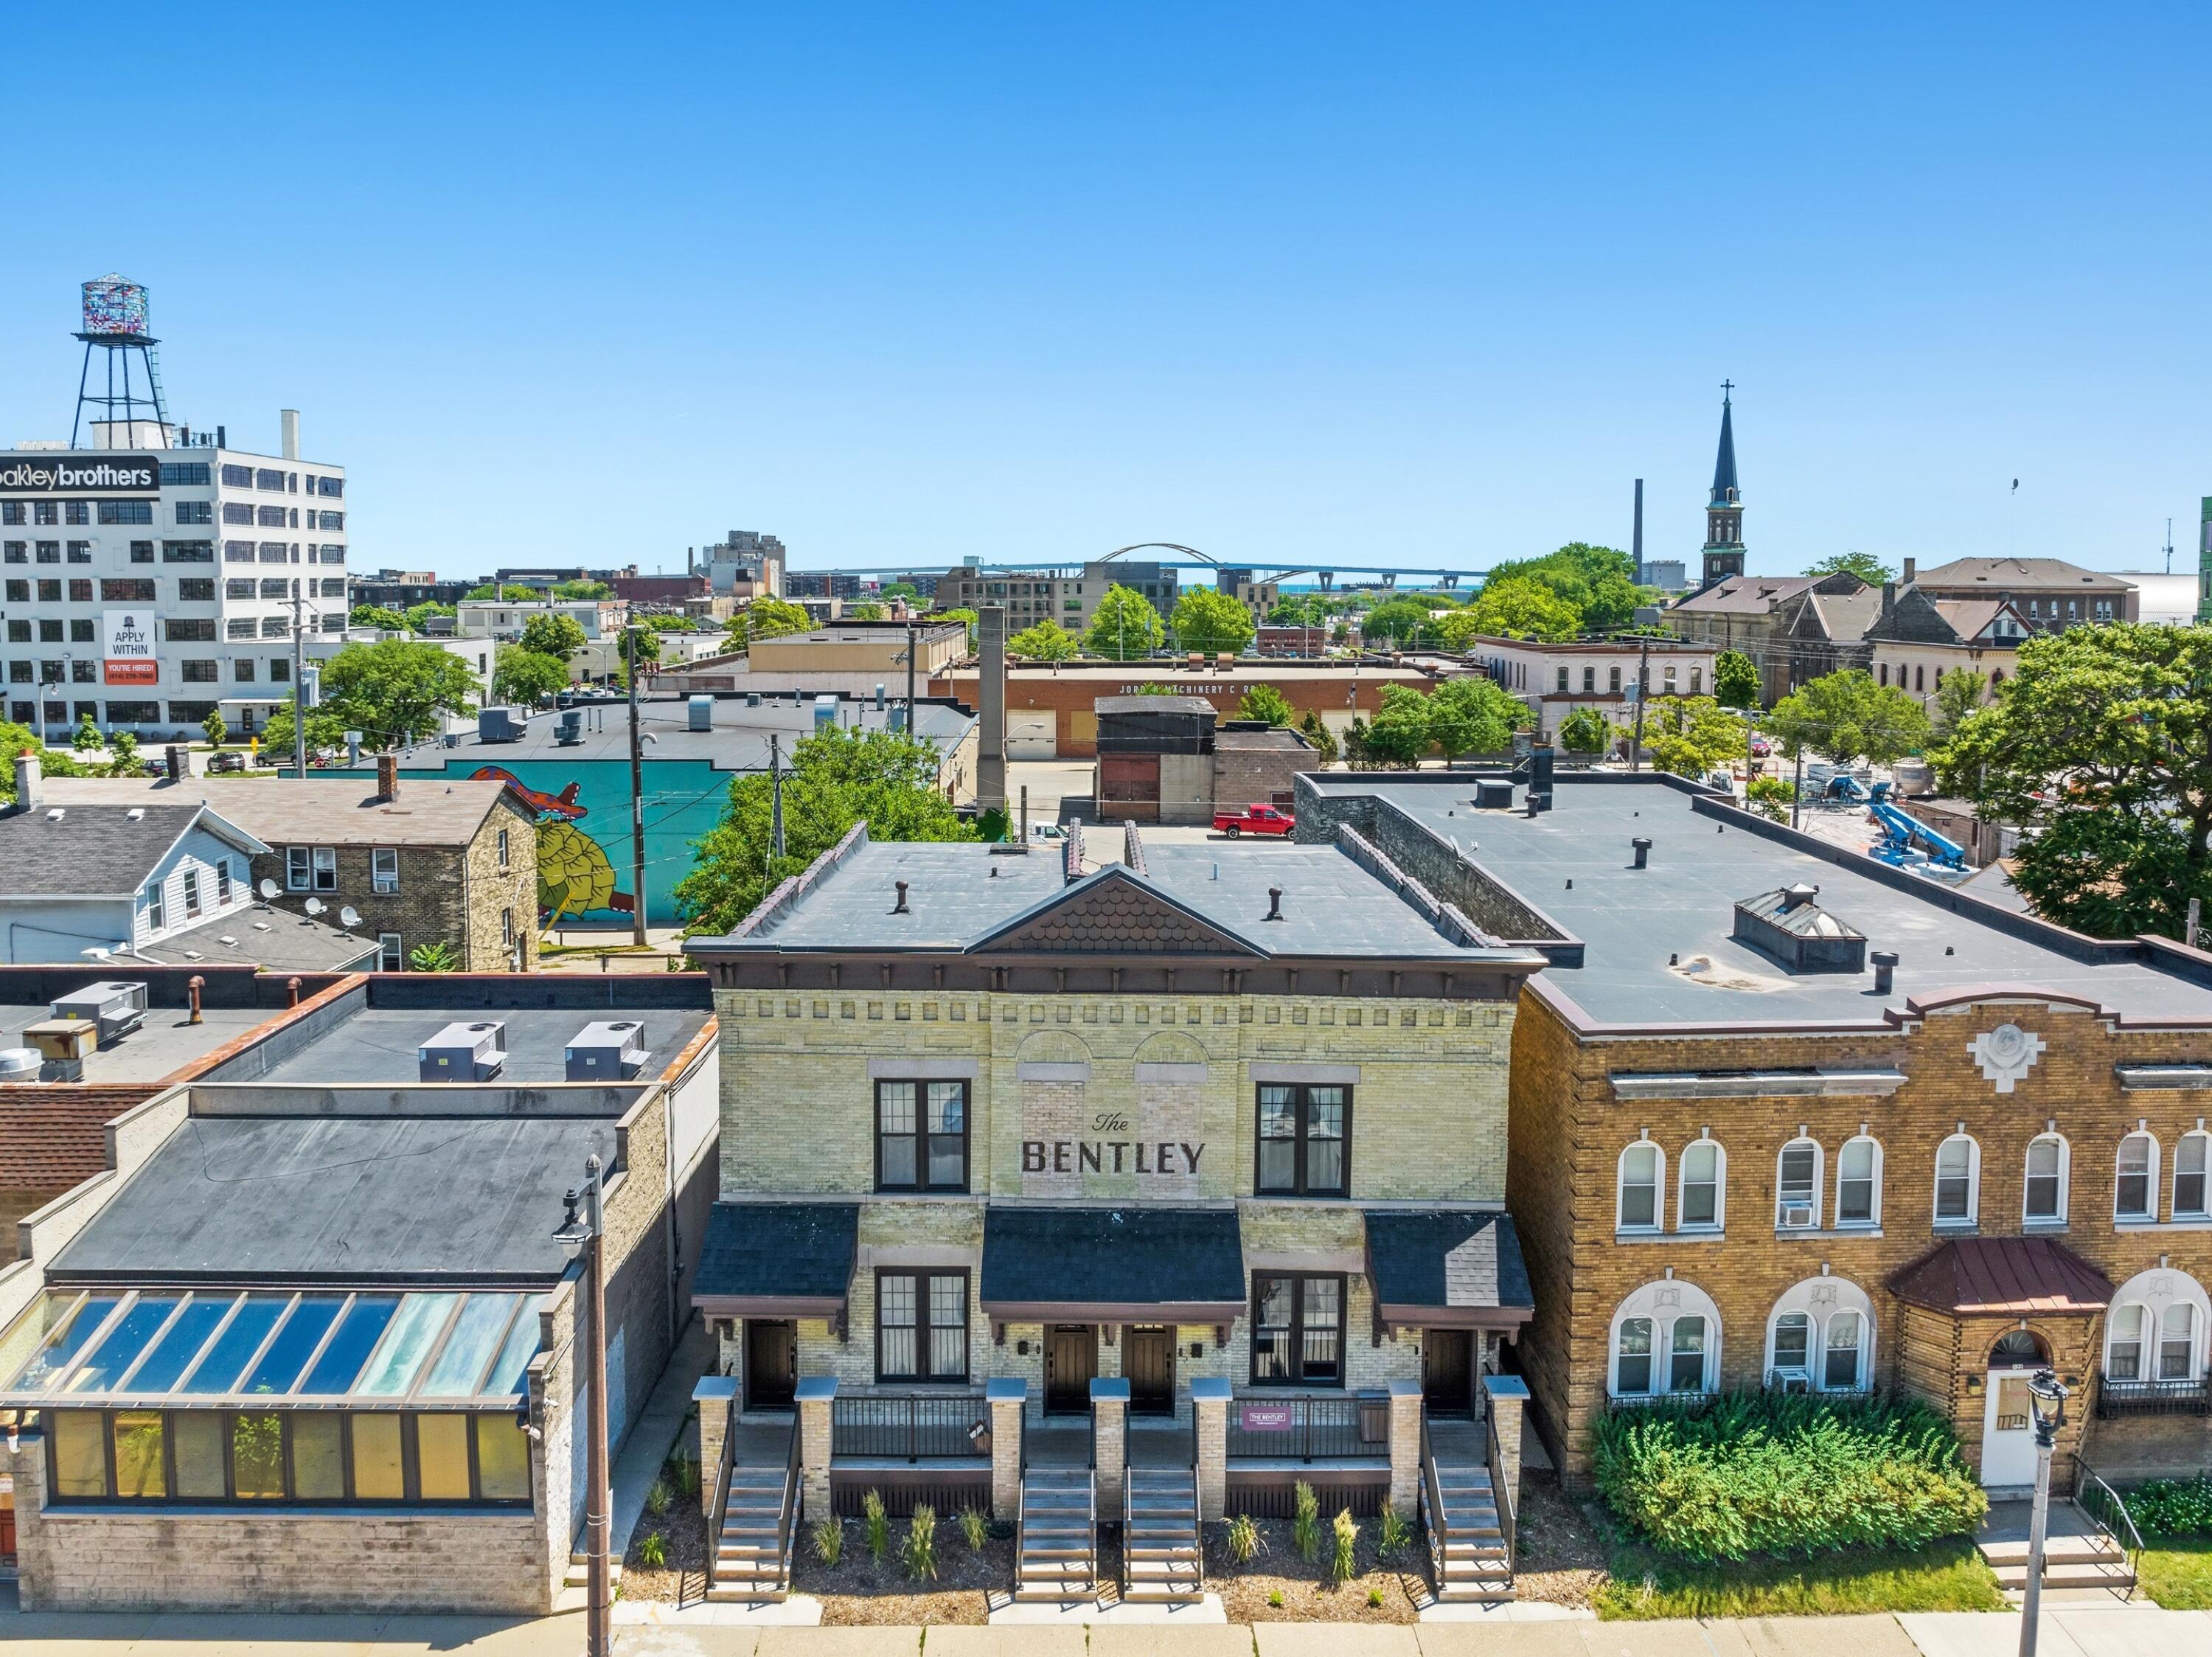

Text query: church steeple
(1701, 381), (1746, 588)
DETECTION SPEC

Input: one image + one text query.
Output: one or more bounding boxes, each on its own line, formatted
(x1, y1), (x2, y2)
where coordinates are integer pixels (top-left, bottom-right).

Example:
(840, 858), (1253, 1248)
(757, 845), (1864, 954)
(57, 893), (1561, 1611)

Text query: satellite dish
(257, 878), (279, 900)
(338, 906), (361, 930)
(303, 897), (326, 917)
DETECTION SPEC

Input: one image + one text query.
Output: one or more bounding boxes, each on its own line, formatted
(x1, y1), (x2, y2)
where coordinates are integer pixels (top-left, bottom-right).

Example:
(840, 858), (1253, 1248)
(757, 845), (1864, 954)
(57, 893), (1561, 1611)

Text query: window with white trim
(2160, 1303), (2199, 1380)
(378, 933), (403, 972)
(2025, 1133), (2068, 1223)
(1618, 1141), (1662, 1232)
(1608, 1281), (1722, 1399)
(1776, 1138), (1821, 1229)
(1823, 1311), (1865, 1389)
(1770, 1310), (1811, 1378)
(1764, 1275), (1877, 1392)
(2108, 1302), (2148, 1380)
(145, 880), (165, 933)
(2177, 1133), (2211, 1219)
(1677, 1138), (1724, 1230)
(1668, 1317), (1708, 1391)
(287, 845), (338, 892)
(2115, 1132), (2158, 1223)
(372, 848), (400, 894)
(1615, 1316), (1654, 1394)
(1935, 1133), (1979, 1225)
(1835, 1135), (1881, 1227)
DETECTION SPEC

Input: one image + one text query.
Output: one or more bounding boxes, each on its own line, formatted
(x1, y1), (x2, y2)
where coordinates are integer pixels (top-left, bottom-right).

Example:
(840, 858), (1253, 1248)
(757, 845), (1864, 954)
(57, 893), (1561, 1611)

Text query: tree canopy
(1008, 618), (1081, 661)
(1453, 577), (1582, 643)
(466, 583), (546, 602)
(1714, 649), (1761, 709)
(675, 726), (977, 936)
(1363, 597), (1444, 647)
(1557, 706), (1613, 754)
(492, 645), (571, 706)
(1764, 668), (1930, 767)
(880, 582), (921, 603)
(404, 601), (456, 632)
(847, 602), (886, 621)
(1938, 623), (2212, 939)
(1484, 542), (1643, 632)
(551, 579), (611, 600)
(1804, 551), (1893, 586)
(1083, 586), (1166, 661)
(743, 598), (815, 643)
(259, 705), (350, 759)
(1169, 588), (1256, 655)
(1930, 667), (1987, 741)
(1235, 685), (1295, 726)
(1637, 695), (1748, 778)
(349, 604), (408, 632)
(319, 639), (481, 743)
(1351, 677), (1526, 765)
(519, 612), (588, 658)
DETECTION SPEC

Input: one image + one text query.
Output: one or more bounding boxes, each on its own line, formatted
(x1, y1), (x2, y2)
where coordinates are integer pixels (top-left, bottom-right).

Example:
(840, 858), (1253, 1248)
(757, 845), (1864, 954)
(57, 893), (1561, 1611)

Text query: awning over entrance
(1888, 1237), (2114, 1316)
(979, 1205), (1245, 1324)
(1362, 1209), (1534, 1330)
(692, 1201), (860, 1321)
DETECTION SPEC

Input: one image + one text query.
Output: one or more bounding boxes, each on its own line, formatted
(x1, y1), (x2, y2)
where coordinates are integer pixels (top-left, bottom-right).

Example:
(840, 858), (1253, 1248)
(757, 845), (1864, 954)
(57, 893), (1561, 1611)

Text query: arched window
(1609, 1280), (1723, 1399)
(1935, 1133), (1980, 1225)
(2115, 1132), (2160, 1223)
(2162, 1304), (2199, 1381)
(1776, 1137), (1823, 1229)
(2177, 1132), (2211, 1219)
(1771, 1310), (1811, 1377)
(2024, 1133), (2069, 1223)
(1678, 1138), (1725, 1231)
(2104, 1268), (2212, 1387)
(1764, 1275), (1877, 1392)
(1879, 662), (1890, 687)
(2108, 1303), (2148, 1380)
(1618, 1142), (1663, 1232)
(1836, 1135), (1882, 1228)
(1824, 1311), (1866, 1389)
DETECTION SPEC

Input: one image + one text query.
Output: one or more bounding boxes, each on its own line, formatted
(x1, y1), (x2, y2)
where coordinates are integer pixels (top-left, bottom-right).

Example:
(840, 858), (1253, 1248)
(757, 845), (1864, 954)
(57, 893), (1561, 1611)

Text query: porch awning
(1887, 1237), (2114, 1317)
(692, 1201), (859, 1320)
(980, 1205), (1245, 1324)
(1362, 1209), (1534, 1330)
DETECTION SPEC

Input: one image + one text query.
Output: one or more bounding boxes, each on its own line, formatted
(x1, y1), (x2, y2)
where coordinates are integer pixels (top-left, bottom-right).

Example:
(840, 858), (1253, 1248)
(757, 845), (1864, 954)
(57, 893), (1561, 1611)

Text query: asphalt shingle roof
(0, 803), (260, 898)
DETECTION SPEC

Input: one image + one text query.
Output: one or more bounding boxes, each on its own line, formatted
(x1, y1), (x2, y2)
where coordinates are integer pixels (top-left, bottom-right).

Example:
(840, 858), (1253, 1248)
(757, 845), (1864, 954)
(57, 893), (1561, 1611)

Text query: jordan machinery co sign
(102, 611), (157, 685)
(0, 454), (159, 494)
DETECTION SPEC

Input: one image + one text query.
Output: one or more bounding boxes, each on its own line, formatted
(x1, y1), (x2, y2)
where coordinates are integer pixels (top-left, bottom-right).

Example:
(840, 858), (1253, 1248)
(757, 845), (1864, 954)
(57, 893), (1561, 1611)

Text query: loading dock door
(1006, 711), (1057, 759)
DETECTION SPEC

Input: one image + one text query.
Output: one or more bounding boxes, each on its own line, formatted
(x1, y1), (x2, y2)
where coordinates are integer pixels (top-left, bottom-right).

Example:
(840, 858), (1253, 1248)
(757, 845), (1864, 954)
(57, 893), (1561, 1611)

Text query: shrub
(1746, 774), (1795, 822)
(1330, 1508), (1359, 1585)
(1222, 1512), (1263, 1565)
(108, 731), (139, 772)
(958, 1504), (989, 1552)
(672, 1455), (700, 1499)
(1293, 1480), (1321, 1561)
(2128, 1476), (2212, 1537)
(1367, 1586), (1385, 1608)
(1377, 1504), (1411, 1559)
(202, 710), (228, 748)
(1590, 1391), (1986, 1563)
(903, 1503), (939, 1581)
(644, 1476), (672, 1518)
(810, 1516), (844, 1566)
(863, 1489), (889, 1562)
(1267, 1588), (1284, 1607)
(636, 1531), (666, 1568)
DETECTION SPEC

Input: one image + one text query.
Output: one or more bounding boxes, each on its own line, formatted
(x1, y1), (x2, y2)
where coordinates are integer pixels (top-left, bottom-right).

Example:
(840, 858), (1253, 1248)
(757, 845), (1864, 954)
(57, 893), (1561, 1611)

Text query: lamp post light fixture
(2018, 1367), (2070, 1657)
(553, 1155), (611, 1657)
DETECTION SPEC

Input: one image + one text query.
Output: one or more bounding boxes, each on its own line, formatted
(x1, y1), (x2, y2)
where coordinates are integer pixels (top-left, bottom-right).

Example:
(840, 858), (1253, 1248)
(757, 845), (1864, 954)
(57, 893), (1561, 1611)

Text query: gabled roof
(1669, 574), (1820, 616)
(1792, 584), (1882, 643)
(40, 777), (522, 848)
(1913, 557), (2134, 593)
(971, 864), (1264, 957)
(0, 802), (267, 900)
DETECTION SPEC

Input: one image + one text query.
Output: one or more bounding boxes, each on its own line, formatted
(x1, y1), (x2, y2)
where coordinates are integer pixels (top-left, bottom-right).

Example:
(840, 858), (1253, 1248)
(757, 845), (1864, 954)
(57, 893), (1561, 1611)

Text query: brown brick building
(44, 765), (539, 971)
(1296, 771), (2212, 1496)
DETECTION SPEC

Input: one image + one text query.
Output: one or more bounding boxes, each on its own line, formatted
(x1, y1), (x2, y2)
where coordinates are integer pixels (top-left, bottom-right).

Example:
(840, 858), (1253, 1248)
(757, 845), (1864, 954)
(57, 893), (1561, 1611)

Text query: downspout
(663, 1077), (680, 1349)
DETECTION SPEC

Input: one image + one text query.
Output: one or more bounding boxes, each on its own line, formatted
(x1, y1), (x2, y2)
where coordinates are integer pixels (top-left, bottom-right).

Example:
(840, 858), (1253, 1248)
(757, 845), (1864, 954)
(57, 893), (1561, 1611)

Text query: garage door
(1007, 712), (1058, 759)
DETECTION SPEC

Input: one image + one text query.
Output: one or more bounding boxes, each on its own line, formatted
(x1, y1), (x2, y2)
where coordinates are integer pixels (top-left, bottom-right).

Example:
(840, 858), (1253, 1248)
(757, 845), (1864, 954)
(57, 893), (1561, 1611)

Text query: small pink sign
(1238, 1403), (1295, 1432)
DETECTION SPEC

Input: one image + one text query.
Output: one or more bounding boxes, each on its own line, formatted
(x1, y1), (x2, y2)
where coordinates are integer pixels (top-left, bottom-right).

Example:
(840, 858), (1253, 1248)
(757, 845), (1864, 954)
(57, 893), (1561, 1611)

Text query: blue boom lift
(1868, 799), (1968, 872)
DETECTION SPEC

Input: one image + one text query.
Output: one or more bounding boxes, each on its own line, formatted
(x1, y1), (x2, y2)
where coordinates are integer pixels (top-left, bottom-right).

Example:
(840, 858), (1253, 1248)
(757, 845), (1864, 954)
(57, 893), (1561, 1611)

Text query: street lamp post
(553, 1156), (611, 1657)
(2018, 1368), (2070, 1657)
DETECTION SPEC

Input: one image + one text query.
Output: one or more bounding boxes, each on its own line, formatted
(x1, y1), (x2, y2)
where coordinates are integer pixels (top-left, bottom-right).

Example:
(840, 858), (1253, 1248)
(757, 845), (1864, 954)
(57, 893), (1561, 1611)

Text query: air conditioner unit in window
(1767, 1368), (1812, 1394)
(1781, 1204), (1815, 1229)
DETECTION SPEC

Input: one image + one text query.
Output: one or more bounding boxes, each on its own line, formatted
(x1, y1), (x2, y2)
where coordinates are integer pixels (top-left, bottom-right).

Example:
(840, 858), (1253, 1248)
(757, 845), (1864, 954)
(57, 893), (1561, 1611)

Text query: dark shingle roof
(0, 803), (260, 898)
(692, 1201), (860, 1313)
(1363, 1209), (1533, 1325)
(980, 1206), (1246, 1319)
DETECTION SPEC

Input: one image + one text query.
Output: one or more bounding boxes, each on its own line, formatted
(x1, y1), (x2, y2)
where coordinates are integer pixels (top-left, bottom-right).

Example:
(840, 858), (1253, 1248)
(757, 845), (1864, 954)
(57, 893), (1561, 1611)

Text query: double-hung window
(1935, 1134), (1979, 1224)
(2115, 1133), (2157, 1222)
(875, 1269), (968, 1382)
(145, 880), (166, 933)
(874, 1080), (968, 1192)
(288, 845), (338, 892)
(1776, 1139), (1820, 1228)
(1249, 1274), (1344, 1386)
(1835, 1136), (1880, 1226)
(372, 849), (400, 894)
(181, 869), (202, 919)
(2177, 1133), (2211, 1218)
(1255, 1084), (1349, 1196)
(1614, 1316), (1654, 1394)
(1677, 1139), (1722, 1229)
(2025, 1135), (2067, 1223)
(1617, 1142), (1661, 1230)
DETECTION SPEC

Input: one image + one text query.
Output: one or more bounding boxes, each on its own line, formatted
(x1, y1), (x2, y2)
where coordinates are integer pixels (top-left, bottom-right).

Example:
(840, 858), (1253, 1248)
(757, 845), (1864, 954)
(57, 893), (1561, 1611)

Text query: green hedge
(2127, 1476), (2212, 1537)
(1591, 1392), (1988, 1563)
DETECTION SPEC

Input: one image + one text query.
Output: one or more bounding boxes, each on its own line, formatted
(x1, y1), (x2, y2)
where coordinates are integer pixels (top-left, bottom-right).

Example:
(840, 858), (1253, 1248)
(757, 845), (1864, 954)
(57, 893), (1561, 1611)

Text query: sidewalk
(7, 1599), (2212, 1657)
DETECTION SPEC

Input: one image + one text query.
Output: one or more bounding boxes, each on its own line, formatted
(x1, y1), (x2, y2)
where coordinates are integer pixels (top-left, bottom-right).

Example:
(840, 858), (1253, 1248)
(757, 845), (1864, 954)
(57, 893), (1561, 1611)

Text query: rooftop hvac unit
(564, 1019), (650, 1081)
(0, 1046), (41, 1082)
(50, 980), (148, 1043)
(417, 1020), (507, 1083)
(688, 695), (714, 732)
(813, 694), (838, 730)
(476, 706), (526, 743)
(554, 709), (584, 746)
(1472, 779), (1515, 811)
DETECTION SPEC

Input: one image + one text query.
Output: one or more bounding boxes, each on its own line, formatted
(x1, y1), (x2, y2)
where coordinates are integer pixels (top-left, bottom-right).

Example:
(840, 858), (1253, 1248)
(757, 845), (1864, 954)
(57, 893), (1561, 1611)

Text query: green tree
(1639, 695), (1748, 778)
(744, 597), (815, 644)
(644, 612), (699, 633)
(1361, 684), (1435, 766)
(466, 583), (547, 602)
(1363, 597), (1442, 648)
(258, 705), (349, 759)
(1267, 594), (1326, 626)
(0, 722), (39, 802)
(1745, 774), (1796, 822)
(1930, 667), (1988, 741)
(1557, 706), (1613, 755)
(880, 582), (921, 604)
(1804, 551), (1893, 585)
(319, 639), (481, 743)
(72, 712), (103, 752)
(349, 604), (408, 632)
(1765, 668), (1931, 767)
(848, 602), (886, 621)
(1714, 649), (1761, 709)
(675, 726), (978, 936)
(201, 710), (228, 748)
(931, 607), (979, 651)
(1458, 577), (1583, 642)
(1295, 709), (1339, 766)
(1008, 618), (1081, 661)
(518, 612), (588, 658)
(1485, 543), (1640, 631)
(1235, 685), (1295, 726)
(491, 645), (571, 706)
(407, 939), (460, 971)
(1169, 588), (1256, 655)
(1083, 586), (1166, 661)
(404, 600), (456, 633)
(107, 729), (140, 774)
(1425, 676), (1526, 759)
(551, 578), (610, 600)
(1938, 624), (2212, 939)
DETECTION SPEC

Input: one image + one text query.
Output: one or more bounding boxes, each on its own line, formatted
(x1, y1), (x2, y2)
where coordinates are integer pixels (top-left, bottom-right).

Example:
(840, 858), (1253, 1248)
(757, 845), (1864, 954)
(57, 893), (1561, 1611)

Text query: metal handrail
(1485, 1394), (1517, 1570)
(1421, 1418), (1449, 1588)
(2074, 1460), (2143, 1602)
(703, 1392), (739, 1594)
(771, 1421), (802, 1596)
(1192, 1461), (1206, 1594)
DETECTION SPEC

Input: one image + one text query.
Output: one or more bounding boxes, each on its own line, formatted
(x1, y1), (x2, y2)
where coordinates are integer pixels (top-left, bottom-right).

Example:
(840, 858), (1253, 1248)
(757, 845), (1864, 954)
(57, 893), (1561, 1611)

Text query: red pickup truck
(1212, 803), (1295, 838)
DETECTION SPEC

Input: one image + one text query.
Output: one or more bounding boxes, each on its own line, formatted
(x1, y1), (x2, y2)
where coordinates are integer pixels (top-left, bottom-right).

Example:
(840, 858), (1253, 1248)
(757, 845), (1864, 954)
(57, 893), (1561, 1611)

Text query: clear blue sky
(2, 4), (2205, 580)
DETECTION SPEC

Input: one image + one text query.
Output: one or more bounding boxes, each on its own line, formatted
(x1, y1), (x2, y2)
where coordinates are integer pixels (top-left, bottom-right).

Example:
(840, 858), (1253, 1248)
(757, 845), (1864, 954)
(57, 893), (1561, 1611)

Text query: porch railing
(1225, 1392), (1388, 1461)
(2095, 1375), (2211, 1417)
(2073, 1457), (2143, 1602)
(832, 1392), (990, 1460)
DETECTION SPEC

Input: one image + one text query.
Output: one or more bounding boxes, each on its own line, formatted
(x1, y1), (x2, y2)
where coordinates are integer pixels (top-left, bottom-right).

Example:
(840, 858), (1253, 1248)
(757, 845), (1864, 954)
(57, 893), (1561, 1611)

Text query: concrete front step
(1990, 1561), (2138, 1591)
(1979, 1535), (2126, 1566)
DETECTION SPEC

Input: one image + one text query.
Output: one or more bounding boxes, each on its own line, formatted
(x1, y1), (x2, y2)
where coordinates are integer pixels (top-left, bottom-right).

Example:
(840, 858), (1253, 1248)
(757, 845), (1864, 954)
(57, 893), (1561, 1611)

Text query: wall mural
(469, 766), (633, 929)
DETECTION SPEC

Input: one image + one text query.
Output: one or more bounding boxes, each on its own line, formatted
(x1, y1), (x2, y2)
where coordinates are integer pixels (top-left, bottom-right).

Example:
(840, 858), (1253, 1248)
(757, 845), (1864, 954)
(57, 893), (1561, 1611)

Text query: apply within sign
(102, 611), (157, 685)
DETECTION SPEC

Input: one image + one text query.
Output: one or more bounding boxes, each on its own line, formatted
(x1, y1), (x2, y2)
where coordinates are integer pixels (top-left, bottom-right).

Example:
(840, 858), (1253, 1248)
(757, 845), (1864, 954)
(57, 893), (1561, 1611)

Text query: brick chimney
(376, 752), (400, 802)
(14, 749), (41, 812)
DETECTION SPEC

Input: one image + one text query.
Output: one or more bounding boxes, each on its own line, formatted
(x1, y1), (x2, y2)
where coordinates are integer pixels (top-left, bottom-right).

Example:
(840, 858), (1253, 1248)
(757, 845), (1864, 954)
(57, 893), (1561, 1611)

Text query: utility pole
(1629, 635), (1652, 772)
(769, 733), (786, 863)
(291, 582), (307, 777)
(905, 618), (917, 727)
(625, 625), (646, 947)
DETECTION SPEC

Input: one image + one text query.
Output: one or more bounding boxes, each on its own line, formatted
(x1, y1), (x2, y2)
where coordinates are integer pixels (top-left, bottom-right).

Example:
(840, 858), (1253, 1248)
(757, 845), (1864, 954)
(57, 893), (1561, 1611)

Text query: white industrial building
(0, 414), (347, 740)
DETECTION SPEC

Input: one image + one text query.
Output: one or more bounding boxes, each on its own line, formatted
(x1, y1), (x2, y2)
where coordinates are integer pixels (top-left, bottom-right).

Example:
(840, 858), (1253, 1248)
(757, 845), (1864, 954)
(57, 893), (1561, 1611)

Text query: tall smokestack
(1632, 478), (1644, 585)
(280, 409), (300, 461)
(977, 605), (1008, 813)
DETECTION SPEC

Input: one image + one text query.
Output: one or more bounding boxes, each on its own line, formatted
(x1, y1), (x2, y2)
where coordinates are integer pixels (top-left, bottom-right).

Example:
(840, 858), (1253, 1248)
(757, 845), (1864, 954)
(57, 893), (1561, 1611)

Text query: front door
(745, 1319), (797, 1413)
(1045, 1324), (1097, 1414)
(1423, 1329), (1475, 1417)
(1981, 1368), (2039, 1488)
(1126, 1326), (1175, 1416)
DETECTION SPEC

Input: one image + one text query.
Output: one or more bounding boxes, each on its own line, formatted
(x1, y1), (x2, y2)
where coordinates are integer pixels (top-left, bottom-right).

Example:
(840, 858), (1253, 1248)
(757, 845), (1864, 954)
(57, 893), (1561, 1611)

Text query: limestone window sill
(1773, 1226), (1884, 1241)
(1613, 1228), (1725, 1244)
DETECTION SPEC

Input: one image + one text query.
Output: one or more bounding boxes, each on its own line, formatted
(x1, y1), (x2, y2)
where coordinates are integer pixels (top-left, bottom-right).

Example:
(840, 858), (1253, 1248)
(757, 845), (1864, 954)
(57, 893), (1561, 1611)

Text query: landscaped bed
(2113, 1474), (2212, 1610)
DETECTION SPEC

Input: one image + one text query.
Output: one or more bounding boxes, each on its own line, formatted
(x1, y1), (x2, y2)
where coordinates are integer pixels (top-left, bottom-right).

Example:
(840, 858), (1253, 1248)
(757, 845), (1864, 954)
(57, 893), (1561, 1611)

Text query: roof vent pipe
(1265, 886), (1284, 922)
(1871, 950), (1899, 995)
(893, 880), (910, 914)
(1631, 837), (1652, 869)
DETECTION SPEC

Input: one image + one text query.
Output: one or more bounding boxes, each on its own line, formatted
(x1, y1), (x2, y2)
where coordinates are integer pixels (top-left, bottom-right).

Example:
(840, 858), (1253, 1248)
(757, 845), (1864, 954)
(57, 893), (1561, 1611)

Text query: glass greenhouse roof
(0, 1288), (546, 1409)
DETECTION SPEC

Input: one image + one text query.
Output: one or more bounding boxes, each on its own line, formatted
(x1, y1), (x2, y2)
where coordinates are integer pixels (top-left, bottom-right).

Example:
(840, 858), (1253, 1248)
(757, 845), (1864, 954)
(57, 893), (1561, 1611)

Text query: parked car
(1212, 803), (1295, 838)
(207, 750), (247, 774)
(1028, 823), (1068, 843)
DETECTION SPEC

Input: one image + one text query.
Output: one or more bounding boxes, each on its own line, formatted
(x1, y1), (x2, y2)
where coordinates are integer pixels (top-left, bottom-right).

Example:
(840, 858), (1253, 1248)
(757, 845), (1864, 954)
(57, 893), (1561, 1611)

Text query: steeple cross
(1720, 379), (1734, 400)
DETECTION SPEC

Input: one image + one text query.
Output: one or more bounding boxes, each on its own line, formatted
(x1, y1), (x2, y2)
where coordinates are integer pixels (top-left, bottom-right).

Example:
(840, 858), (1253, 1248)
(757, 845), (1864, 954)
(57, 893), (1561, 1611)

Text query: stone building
(1861, 580), (2029, 707)
(684, 821), (1544, 1600)
(1296, 770), (2212, 1496)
